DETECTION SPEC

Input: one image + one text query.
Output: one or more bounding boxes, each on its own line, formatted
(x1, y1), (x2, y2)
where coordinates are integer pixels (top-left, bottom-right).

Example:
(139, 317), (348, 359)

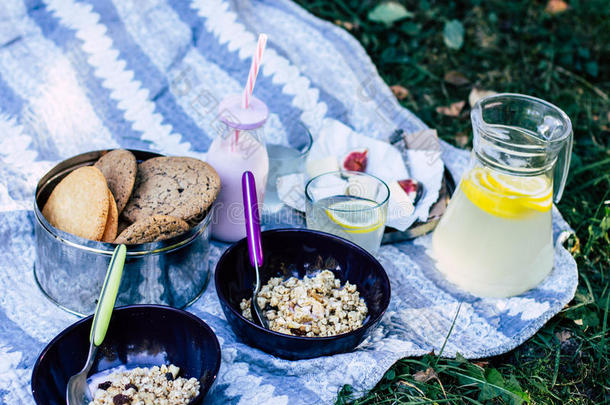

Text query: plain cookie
(94, 149), (137, 214)
(101, 189), (118, 243)
(114, 215), (190, 245)
(42, 166), (109, 241)
(122, 157), (220, 224)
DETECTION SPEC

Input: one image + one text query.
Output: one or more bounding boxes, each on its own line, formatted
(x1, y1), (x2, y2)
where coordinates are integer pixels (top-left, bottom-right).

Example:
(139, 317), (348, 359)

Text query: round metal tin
(33, 150), (213, 316)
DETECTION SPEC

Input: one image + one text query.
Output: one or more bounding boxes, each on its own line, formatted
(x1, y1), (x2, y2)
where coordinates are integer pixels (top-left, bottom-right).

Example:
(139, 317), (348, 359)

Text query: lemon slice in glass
(325, 199), (384, 234)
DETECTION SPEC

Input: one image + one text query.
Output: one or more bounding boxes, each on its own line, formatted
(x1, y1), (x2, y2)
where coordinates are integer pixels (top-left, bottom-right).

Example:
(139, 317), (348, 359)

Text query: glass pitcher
(432, 93), (573, 298)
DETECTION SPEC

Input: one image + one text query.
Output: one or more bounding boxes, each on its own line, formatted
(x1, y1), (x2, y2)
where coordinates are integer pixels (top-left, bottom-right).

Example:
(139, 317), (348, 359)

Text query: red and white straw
(242, 33), (268, 109)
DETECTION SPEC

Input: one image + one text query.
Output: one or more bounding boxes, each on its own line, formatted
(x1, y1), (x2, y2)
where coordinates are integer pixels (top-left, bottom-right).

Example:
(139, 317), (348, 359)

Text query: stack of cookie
(42, 150), (220, 244)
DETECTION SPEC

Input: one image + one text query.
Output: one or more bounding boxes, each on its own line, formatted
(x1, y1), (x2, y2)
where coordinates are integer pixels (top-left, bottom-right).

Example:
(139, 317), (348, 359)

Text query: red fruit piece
(398, 179), (418, 199)
(343, 149), (368, 172)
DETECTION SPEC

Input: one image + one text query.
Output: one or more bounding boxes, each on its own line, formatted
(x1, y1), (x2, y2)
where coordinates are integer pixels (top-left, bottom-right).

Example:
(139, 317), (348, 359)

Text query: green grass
(295, 0), (610, 403)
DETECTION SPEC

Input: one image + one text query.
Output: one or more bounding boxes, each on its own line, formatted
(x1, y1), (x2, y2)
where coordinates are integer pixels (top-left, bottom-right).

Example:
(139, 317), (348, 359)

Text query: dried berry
(112, 394), (131, 405)
(343, 149), (368, 172)
(290, 328), (307, 336)
(398, 179), (418, 200)
(124, 383), (138, 392)
(98, 381), (112, 391)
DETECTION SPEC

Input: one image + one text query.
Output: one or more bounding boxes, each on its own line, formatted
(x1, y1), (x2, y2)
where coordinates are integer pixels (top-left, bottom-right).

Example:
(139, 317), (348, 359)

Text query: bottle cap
(218, 94), (269, 130)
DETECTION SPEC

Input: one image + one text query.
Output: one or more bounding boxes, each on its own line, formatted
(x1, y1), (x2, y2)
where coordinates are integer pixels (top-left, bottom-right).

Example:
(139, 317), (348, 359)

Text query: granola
(90, 364), (199, 405)
(240, 270), (368, 337)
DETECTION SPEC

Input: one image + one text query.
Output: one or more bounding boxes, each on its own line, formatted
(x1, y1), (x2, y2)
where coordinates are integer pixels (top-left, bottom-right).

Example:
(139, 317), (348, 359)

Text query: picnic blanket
(0, 0), (578, 404)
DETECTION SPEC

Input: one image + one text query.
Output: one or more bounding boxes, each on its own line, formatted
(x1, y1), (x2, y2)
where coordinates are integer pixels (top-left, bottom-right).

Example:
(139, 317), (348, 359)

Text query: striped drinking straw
(242, 33), (268, 109)
(235, 33), (268, 146)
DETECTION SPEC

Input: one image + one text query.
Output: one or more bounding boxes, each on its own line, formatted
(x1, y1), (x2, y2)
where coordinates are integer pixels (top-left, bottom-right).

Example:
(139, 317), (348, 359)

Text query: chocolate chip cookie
(94, 149), (137, 214)
(122, 157), (220, 225)
(114, 215), (190, 244)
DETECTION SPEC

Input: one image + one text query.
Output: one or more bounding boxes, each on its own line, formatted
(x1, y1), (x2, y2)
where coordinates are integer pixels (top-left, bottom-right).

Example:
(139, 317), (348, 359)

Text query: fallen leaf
(475, 26), (496, 48)
(423, 94), (435, 106)
(570, 235), (580, 254)
(436, 100), (465, 117)
(390, 85), (410, 100)
(444, 71), (470, 86)
(473, 361), (490, 368)
(368, 2), (413, 25)
(334, 20), (355, 31)
(555, 330), (573, 343)
(546, 0), (569, 14)
(468, 87), (498, 107)
(413, 367), (438, 383)
(443, 20), (464, 50)
(455, 132), (469, 147)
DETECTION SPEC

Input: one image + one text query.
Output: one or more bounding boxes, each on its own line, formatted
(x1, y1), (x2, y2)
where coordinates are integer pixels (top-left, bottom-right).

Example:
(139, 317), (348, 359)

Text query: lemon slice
(486, 171), (550, 197)
(462, 171), (526, 219)
(325, 199), (384, 234)
(461, 168), (552, 218)
(522, 195), (553, 211)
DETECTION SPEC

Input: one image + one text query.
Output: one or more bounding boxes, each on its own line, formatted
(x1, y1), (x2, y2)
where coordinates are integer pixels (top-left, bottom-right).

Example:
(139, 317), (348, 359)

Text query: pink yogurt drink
(207, 94), (269, 242)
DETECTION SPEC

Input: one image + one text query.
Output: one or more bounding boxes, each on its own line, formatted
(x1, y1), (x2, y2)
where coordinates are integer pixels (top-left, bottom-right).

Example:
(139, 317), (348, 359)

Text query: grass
(295, 0), (609, 403)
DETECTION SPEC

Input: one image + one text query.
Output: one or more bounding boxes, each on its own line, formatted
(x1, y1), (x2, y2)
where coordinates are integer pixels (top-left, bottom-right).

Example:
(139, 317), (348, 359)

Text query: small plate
(382, 166), (456, 243)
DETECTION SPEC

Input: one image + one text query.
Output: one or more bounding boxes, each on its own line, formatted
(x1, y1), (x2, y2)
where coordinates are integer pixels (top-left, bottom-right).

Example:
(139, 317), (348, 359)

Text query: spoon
(242, 171), (268, 329)
(66, 244), (127, 405)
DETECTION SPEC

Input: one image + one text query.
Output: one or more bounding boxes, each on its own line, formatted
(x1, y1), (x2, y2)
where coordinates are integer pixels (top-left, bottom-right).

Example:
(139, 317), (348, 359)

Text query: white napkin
(277, 121), (444, 231)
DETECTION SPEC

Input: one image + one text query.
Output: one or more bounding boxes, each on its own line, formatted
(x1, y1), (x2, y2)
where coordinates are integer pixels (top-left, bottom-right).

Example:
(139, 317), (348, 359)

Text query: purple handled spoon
(242, 171), (268, 329)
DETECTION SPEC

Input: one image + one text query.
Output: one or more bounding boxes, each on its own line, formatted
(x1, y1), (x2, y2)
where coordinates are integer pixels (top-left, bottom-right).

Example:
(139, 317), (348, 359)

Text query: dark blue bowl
(215, 228), (391, 360)
(31, 305), (221, 404)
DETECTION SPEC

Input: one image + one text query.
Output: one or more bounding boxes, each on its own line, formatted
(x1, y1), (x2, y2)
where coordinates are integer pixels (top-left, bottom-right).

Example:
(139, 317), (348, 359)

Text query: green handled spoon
(66, 244), (127, 405)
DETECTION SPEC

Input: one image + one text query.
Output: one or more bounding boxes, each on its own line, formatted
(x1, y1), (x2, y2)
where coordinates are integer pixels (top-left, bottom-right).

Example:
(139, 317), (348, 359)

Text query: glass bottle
(207, 94), (269, 242)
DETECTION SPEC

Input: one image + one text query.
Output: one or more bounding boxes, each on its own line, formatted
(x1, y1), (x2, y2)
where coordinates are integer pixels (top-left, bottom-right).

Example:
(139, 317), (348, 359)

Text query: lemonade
(432, 167), (554, 297)
(306, 195), (386, 254)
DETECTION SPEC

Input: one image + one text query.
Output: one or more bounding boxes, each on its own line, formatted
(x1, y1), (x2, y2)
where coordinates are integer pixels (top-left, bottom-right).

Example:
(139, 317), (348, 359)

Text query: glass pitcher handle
(553, 130), (573, 203)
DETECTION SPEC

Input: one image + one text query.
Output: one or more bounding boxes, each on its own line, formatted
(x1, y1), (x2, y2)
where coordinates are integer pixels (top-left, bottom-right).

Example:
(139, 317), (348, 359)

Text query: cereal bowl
(215, 228), (391, 359)
(31, 305), (221, 405)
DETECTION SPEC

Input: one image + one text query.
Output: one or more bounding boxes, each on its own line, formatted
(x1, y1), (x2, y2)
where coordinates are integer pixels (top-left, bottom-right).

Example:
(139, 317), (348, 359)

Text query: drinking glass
(264, 123), (313, 212)
(305, 171), (389, 254)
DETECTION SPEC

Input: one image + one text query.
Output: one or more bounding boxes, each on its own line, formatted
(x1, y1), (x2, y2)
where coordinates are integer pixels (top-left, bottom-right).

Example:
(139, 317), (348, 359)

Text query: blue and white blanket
(0, 1), (578, 404)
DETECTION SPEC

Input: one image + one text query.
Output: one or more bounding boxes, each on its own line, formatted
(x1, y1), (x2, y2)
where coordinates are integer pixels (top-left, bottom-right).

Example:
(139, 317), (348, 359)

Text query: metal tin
(33, 150), (213, 317)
